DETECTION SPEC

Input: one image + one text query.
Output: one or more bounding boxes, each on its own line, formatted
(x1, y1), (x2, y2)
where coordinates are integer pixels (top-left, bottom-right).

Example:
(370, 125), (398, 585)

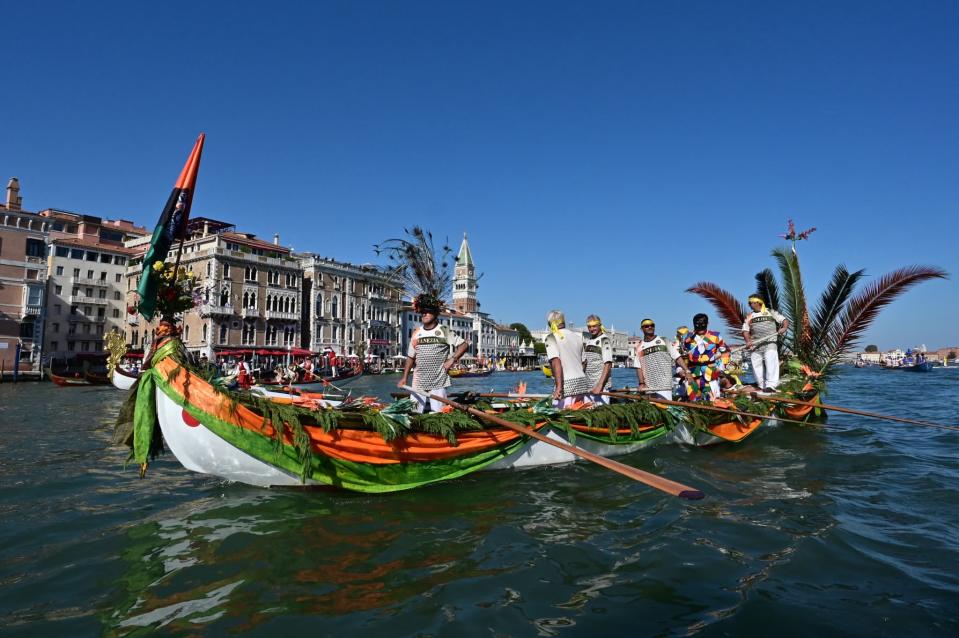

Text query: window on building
(115, 256), (126, 265)
(86, 251), (98, 261)
(223, 264), (230, 279)
(185, 325), (190, 341)
(98, 289), (106, 299)
(97, 307), (105, 318)
(100, 254), (111, 263)
(99, 229), (124, 243)
(132, 332), (138, 346)
(81, 341), (89, 351)
(99, 271), (107, 280)
(55, 285), (62, 295)
(73, 268), (80, 277)
(115, 274), (122, 283)
(202, 324), (208, 342)
(112, 309), (120, 318)
(85, 306), (92, 315)
(85, 288), (93, 297)
(52, 323), (59, 333)
(206, 261), (212, 277)
(86, 269), (93, 279)
(114, 291), (121, 300)
(315, 293), (323, 317)
(70, 305), (78, 315)
(331, 297), (338, 319)
(219, 323), (227, 344)
(55, 246), (69, 258)
(71, 249), (84, 260)
(68, 341), (75, 352)
(51, 341), (58, 351)
(54, 304), (61, 315)
(332, 326), (338, 340)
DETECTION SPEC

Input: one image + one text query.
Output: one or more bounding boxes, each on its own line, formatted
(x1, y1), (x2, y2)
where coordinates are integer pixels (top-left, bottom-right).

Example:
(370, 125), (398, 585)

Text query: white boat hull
(154, 389), (664, 488)
(111, 368), (139, 391)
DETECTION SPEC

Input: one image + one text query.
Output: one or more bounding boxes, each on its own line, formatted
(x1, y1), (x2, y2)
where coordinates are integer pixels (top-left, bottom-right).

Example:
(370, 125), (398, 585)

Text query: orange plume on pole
(174, 133), (205, 190)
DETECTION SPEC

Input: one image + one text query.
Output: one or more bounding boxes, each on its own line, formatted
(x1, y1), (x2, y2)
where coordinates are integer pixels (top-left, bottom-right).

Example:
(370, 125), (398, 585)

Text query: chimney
(273, 233), (280, 246)
(203, 220), (210, 237)
(6, 177), (22, 211)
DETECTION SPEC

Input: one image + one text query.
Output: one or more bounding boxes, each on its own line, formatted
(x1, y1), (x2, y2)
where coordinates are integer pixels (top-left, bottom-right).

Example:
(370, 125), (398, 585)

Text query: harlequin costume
(682, 330), (730, 401)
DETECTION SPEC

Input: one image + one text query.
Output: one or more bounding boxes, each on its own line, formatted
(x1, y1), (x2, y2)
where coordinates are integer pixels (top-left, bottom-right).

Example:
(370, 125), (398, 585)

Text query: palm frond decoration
(685, 282), (747, 342)
(689, 220), (947, 380)
(809, 264), (865, 360)
(772, 246), (813, 361)
(374, 226), (455, 305)
(754, 268), (781, 311)
(825, 266), (948, 368)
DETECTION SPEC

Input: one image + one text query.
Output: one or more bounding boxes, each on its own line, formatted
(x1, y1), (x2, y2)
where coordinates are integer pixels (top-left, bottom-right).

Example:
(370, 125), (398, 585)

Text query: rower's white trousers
(750, 346), (780, 390)
(412, 387), (448, 413)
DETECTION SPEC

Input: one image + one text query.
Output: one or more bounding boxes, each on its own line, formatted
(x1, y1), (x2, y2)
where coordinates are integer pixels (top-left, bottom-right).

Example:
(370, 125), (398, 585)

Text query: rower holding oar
(397, 293), (469, 413)
(583, 314), (614, 404)
(544, 310), (591, 408)
(635, 318), (695, 400)
(742, 295), (789, 392)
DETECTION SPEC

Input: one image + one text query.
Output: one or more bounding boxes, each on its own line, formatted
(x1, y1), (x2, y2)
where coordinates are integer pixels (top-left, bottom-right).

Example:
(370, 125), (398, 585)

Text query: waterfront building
(299, 254), (404, 362)
(0, 178), (48, 372)
(40, 209), (147, 361)
(124, 217), (303, 358)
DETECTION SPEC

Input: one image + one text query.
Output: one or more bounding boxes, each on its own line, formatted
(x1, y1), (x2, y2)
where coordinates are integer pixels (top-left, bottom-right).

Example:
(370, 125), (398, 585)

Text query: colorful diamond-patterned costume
(681, 330), (730, 401)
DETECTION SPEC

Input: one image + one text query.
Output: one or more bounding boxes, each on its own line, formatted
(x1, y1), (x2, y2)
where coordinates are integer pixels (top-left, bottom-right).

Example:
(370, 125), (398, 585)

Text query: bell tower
(452, 233), (477, 314)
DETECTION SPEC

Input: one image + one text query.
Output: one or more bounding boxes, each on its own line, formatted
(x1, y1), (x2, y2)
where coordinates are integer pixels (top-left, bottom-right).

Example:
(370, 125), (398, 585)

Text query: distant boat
(900, 361), (933, 372)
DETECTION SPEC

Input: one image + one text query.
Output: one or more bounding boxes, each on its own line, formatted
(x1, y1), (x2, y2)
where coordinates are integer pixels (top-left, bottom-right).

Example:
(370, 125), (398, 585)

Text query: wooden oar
(756, 393), (959, 433)
(399, 386), (704, 500)
(602, 390), (817, 428)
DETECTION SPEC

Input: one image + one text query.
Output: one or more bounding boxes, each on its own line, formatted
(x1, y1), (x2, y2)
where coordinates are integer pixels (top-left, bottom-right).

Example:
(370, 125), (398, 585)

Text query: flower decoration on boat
(149, 261), (200, 318)
(780, 219), (817, 251)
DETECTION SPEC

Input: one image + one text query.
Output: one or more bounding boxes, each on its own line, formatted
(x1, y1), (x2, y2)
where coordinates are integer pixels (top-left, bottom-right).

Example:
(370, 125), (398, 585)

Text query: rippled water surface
(2, 367), (958, 636)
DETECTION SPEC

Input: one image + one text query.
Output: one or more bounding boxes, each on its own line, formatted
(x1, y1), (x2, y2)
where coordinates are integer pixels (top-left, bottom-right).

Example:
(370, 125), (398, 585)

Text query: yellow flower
(153, 261), (165, 272)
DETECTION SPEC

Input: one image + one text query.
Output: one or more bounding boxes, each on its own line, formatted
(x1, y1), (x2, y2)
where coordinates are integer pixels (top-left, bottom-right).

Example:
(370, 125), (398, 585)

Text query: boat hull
(111, 367), (140, 391)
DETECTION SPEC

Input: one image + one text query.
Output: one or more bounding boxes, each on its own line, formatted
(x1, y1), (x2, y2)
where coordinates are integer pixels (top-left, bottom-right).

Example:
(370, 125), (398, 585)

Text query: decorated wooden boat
(120, 339), (712, 491)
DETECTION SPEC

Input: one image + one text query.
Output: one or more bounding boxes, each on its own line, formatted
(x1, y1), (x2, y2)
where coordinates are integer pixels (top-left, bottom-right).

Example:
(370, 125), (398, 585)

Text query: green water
(1, 367), (957, 636)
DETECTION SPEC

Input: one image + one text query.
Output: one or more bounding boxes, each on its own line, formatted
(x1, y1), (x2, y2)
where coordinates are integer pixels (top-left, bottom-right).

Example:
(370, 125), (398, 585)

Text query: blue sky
(4, 1), (956, 349)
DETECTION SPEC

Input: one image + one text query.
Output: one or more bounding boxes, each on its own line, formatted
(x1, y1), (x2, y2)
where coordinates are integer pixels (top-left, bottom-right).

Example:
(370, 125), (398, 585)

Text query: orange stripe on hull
(704, 418), (763, 442)
(155, 357), (532, 464)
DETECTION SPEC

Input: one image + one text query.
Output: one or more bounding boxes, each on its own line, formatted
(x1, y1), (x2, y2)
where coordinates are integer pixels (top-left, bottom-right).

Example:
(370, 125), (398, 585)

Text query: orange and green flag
(136, 134), (205, 320)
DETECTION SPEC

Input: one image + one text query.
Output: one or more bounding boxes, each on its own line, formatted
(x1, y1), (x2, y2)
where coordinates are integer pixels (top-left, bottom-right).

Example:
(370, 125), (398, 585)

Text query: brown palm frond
(686, 282), (747, 341)
(826, 266), (948, 363)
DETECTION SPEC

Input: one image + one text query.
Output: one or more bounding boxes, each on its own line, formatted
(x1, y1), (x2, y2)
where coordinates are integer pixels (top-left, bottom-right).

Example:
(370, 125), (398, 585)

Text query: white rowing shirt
(742, 309), (786, 353)
(636, 336), (680, 392)
(408, 325), (465, 392)
(545, 328), (591, 397)
(583, 332), (613, 390)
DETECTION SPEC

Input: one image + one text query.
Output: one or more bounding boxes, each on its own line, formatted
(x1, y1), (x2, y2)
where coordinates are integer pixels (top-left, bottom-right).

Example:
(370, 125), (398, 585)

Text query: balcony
(22, 304), (42, 318)
(70, 276), (108, 287)
(241, 307), (260, 319)
(198, 304), (234, 317)
(265, 310), (298, 321)
(67, 313), (106, 323)
(69, 295), (108, 306)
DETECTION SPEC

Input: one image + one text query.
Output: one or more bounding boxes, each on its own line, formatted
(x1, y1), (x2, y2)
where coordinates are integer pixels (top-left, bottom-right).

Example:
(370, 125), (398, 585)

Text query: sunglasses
(642, 323), (655, 328)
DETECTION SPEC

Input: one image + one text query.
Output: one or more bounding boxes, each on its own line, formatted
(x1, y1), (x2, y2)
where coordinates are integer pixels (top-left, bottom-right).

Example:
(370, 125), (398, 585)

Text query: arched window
(331, 297), (338, 319)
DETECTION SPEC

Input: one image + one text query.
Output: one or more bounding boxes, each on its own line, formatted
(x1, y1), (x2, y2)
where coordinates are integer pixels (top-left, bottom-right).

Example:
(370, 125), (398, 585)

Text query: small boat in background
(449, 368), (493, 378)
